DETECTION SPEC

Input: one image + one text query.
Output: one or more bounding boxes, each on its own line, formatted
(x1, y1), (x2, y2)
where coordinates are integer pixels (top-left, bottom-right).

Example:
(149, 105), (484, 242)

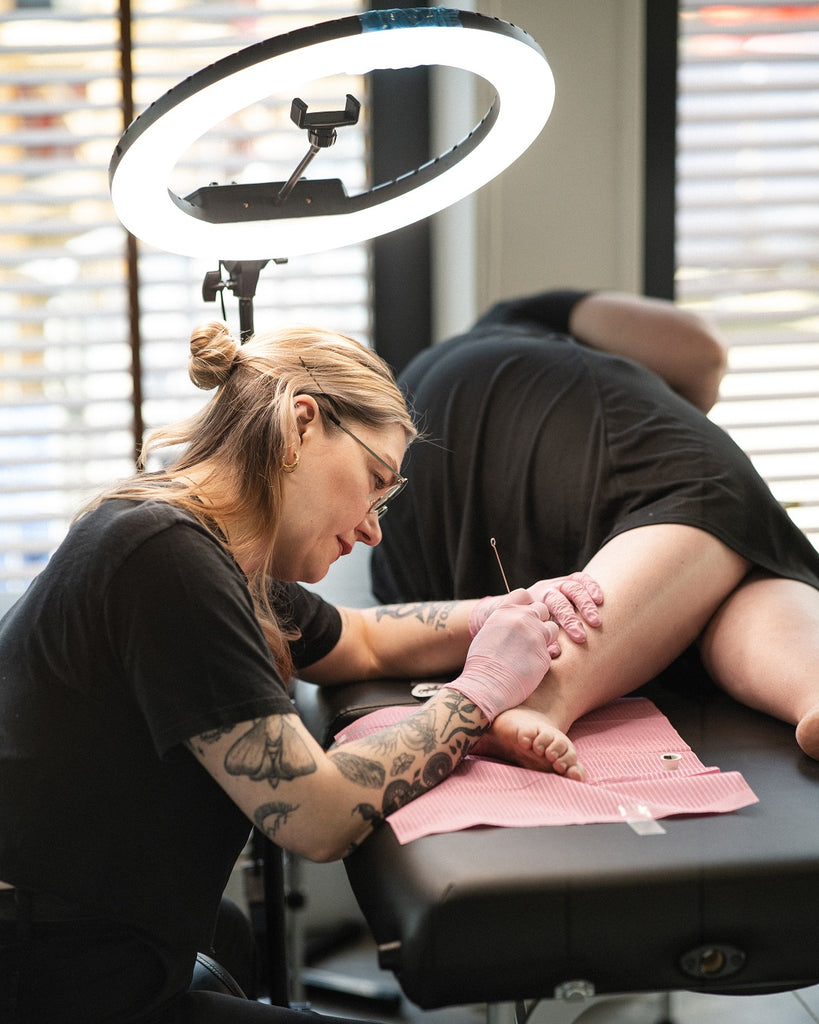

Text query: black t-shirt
(372, 304), (819, 603)
(0, 498), (341, 953)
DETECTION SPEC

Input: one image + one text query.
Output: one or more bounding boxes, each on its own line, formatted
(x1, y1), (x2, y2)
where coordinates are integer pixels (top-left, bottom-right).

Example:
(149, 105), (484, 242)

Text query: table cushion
(294, 669), (819, 1006)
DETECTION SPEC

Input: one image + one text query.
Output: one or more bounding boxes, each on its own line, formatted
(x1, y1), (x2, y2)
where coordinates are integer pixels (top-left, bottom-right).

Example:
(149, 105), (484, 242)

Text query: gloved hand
(469, 572), (603, 644)
(447, 602), (558, 722)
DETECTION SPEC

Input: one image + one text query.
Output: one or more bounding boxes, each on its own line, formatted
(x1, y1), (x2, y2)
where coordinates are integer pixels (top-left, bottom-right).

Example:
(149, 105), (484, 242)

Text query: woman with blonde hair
(0, 320), (598, 1023)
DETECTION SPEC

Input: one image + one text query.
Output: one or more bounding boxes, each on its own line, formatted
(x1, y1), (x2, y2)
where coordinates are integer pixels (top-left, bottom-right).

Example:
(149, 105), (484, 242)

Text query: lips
(338, 538), (353, 557)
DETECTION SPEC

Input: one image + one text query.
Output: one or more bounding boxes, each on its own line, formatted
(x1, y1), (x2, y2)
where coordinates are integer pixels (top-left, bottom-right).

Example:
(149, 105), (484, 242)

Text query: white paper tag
(618, 802), (667, 836)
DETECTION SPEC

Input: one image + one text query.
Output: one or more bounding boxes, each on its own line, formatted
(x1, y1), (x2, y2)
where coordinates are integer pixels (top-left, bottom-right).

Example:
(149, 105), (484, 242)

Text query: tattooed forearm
(353, 802), (383, 827)
(343, 692), (486, 841)
(358, 697), (484, 764)
(375, 601), (457, 631)
(439, 690), (488, 747)
(255, 801), (300, 840)
(330, 750), (386, 788)
(391, 752), (415, 776)
(381, 751), (455, 815)
(358, 707), (439, 758)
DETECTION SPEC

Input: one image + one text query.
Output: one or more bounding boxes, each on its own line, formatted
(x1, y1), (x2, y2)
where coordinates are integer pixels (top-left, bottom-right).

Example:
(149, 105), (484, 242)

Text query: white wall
(432, 0), (645, 341)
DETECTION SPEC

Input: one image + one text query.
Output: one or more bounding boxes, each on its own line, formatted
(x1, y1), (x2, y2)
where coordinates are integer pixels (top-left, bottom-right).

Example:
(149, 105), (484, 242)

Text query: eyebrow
(376, 450), (401, 478)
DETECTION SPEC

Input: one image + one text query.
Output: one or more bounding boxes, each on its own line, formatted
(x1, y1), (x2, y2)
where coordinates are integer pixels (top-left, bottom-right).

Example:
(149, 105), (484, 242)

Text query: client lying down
(372, 289), (819, 779)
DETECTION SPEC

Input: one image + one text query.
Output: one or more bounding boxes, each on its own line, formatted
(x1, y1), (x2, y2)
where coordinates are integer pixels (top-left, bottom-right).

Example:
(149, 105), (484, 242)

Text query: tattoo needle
(489, 537), (511, 593)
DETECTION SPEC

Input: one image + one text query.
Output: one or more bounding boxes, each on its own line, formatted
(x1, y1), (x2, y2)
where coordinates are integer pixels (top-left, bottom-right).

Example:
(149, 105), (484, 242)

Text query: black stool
(189, 952), (247, 998)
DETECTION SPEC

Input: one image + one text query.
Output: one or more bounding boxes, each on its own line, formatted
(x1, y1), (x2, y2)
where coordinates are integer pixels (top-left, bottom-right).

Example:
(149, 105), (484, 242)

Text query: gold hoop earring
(282, 451), (300, 474)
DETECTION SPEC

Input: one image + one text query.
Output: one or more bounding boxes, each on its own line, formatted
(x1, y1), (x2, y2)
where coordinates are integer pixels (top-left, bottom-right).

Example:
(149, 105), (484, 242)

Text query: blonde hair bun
(189, 320), (240, 390)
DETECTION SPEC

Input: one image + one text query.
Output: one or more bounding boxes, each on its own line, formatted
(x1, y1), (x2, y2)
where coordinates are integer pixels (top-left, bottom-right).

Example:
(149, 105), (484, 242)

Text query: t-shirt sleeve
(472, 289), (592, 335)
(269, 581), (343, 670)
(104, 520), (295, 757)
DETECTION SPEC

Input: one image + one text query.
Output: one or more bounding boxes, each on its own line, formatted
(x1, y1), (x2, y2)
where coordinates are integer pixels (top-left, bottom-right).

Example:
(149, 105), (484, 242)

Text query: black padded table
(293, 664), (819, 1012)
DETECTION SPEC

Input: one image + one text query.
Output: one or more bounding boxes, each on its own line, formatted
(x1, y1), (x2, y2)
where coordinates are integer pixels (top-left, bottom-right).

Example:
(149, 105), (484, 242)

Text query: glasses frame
(298, 358), (408, 518)
(324, 409), (407, 518)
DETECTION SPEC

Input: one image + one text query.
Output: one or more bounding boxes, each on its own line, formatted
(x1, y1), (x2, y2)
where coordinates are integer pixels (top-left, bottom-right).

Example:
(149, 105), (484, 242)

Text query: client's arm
(569, 291), (728, 412)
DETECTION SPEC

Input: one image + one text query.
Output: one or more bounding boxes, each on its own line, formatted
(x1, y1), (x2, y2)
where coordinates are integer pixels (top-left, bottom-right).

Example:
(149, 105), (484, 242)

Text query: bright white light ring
(109, 9), (555, 259)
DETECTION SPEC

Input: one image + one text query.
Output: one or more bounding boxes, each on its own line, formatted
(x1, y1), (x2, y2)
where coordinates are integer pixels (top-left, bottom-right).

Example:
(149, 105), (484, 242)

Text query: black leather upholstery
(294, 670), (819, 1008)
(189, 952), (248, 998)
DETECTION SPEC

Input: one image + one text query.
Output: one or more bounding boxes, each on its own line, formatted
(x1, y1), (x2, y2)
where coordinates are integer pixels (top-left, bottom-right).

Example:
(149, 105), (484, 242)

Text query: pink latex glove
(469, 572), (603, 644)
(447, 602), (558, 722)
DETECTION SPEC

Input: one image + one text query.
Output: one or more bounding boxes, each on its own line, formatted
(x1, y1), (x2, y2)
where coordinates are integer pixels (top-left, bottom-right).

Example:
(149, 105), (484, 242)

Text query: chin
(300, 565), (330, 585)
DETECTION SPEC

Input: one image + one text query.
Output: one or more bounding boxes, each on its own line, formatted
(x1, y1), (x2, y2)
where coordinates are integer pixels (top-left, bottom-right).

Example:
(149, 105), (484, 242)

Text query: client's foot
(476, 706), (586, 781)
(795, 707), (819, 760)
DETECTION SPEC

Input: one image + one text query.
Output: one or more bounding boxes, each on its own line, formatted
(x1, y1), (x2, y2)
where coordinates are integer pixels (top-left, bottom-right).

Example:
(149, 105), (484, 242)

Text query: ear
(292, 394), (320, 442)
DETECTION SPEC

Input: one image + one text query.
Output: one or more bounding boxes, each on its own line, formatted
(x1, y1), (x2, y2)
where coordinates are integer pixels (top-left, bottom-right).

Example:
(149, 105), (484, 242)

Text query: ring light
(109, 8), (555, 260)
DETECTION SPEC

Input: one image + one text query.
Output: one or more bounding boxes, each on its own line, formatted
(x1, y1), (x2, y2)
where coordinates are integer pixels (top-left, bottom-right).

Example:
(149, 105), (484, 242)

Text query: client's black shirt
(373, 305), (819, 603)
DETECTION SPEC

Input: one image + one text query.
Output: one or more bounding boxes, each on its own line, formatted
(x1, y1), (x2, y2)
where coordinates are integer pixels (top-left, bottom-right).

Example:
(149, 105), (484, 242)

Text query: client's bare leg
(699, 572), (819, 759)
(478, 524), (751, 778)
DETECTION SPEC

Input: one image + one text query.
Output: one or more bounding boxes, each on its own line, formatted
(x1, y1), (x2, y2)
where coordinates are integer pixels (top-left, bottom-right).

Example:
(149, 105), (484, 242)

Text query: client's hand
(447, 603), (558, 722)
(469, 572), (603, 644)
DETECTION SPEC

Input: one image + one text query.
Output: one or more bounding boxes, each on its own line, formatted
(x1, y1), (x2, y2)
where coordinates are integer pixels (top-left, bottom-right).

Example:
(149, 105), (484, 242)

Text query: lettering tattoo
(374, 601), (457, 631)
(225, 717), (317, 788)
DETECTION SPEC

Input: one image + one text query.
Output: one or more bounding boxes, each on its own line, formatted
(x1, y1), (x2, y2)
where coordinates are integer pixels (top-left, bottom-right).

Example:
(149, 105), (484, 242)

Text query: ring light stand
(109, 7), (554, 339)
(199, 93), (363, 340)
(108, 6), (554, 1003)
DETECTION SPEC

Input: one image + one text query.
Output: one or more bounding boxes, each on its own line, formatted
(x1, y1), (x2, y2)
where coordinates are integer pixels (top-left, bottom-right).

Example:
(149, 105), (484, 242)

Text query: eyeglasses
(324, 409), (407, 518)
(299, 358), (408, 518)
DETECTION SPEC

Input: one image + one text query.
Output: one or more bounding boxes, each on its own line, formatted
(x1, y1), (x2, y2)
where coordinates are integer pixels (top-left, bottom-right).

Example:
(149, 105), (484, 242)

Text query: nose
(356, 509), (382, 547)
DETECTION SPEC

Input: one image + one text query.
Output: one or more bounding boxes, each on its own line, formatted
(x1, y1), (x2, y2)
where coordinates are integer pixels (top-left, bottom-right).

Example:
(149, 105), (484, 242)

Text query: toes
(517, 729), (536, 751)
(551, 754), (586, 781)
(549, 752), (570, 773)
(565, 763), (587, 783)
(531, 732), (585, 781)
(542, 737), (569, 761)
(488, 713), (585, 779)
(796, 708), (819, 760)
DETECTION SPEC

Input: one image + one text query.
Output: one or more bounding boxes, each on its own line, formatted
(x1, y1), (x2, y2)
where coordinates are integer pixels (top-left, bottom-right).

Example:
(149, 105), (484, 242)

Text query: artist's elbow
(301, 842), (346, 864)
(292, 821), (376, 864)
(303, 836), (371, 864)
(286, 833), (347, 864)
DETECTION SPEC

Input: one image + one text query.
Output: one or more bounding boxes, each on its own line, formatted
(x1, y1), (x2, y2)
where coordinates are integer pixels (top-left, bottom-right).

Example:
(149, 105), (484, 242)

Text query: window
(0, 0), (371, 595)
(676, 1), (819, 550)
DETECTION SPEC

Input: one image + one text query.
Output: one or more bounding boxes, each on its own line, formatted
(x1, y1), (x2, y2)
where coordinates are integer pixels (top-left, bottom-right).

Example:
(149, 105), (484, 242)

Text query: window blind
(0, 0), (371, 595)
(676, 1), (819, 550)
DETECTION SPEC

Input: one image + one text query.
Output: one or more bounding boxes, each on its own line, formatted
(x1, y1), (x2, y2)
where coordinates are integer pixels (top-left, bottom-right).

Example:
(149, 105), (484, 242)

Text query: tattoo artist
(0, 320), (601, 1024)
